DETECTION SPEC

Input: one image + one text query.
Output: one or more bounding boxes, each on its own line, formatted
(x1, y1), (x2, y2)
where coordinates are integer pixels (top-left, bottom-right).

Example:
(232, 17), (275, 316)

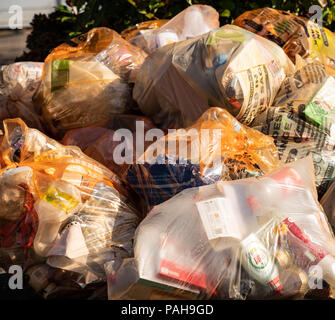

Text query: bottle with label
(33, 180), (81, 257)
(240, 233), (283, 294)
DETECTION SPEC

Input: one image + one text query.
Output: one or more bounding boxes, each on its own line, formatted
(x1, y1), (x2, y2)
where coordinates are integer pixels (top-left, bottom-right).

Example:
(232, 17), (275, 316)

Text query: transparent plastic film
(108, 157), (335, 300)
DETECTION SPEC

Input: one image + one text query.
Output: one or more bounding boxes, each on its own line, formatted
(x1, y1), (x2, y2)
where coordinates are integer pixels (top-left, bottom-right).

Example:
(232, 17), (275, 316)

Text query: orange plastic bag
(35, 27), (147, 137)
(0, 119), (140, 278)
(125, 107), (280, 210)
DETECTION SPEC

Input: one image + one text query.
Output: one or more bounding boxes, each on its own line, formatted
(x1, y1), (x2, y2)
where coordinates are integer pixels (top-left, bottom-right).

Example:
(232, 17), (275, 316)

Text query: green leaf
(220, 9), (231, 17)
(69, 31), (81, 37)
(145, 13), (154, 19)
(55, 5), (72, 14)
(61, 16), (76, 22)
(85, 20), (95, 28)
(127, 0), (137, 8)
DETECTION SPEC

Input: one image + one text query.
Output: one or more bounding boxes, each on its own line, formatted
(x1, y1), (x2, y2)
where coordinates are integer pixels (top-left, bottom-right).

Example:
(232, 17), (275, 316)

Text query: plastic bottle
(240, 233), (282, 293)
(33, 180), (81, 257)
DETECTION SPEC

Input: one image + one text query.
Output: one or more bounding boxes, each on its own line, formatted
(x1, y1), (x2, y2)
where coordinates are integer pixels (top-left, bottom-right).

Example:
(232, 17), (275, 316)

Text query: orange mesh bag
(0, 118), (140, 278)
(125, 107), (280, 211)
(35, 27), (147, 137)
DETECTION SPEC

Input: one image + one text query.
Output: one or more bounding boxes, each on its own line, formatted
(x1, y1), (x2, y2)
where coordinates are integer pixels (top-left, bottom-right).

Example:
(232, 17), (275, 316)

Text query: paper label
(51, 59), (69, 91)
(196, 197), (241, 240)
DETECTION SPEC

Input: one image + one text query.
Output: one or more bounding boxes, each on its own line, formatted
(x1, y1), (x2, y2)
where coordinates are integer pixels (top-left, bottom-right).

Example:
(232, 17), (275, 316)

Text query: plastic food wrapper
(107, 157), (335, 300)
(133, 24), (294, 129)
(125, 107), (279, 211)
(121, 20), (169, 40)
(234, 7), (335, 76)
(0, 118), (140, 279)
(0, 62), (44, 131)
(35, 27), (147, 137)
(127, 5), (219, 54)
(62, 115), (156, 178)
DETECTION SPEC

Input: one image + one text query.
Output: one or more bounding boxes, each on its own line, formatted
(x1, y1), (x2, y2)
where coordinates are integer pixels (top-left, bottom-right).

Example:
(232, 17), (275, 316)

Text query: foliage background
(16, 0), (335, 62)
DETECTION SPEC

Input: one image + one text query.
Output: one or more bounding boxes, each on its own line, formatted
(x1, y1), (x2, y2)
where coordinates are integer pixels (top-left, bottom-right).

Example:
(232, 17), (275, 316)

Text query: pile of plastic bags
(34, 27), (147, 138)
(2, 4), (335, 300)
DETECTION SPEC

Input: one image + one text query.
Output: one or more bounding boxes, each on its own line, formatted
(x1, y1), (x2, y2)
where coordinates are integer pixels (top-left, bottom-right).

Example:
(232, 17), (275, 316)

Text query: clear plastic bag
(125, 107), (279, 211)
(234, 7), (335, 76)
(108, 157), (335, 300)
(35, 27), (147, 137)
(0, 118), (140, 280)
(127, 5), (219, 54)
(133, 25), (294, 129)
(0, 62), (44, 132)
